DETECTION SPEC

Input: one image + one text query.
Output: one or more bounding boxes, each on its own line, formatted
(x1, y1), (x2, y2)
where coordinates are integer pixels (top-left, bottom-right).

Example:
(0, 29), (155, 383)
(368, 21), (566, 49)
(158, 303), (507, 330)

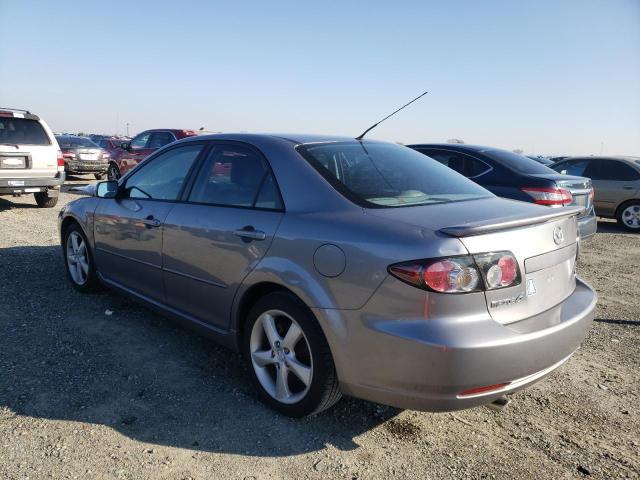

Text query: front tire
(243, 292), (342, 417)
(63, 223), (101, 292)
(34, 191), (58, 208)
(616, 201), (640, 232)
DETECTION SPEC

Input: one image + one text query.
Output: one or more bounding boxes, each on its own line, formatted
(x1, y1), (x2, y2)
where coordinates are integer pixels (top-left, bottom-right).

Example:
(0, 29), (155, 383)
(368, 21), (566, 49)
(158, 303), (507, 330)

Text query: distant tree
(447, 138), (465, 144)
(513, 148), (524, 154)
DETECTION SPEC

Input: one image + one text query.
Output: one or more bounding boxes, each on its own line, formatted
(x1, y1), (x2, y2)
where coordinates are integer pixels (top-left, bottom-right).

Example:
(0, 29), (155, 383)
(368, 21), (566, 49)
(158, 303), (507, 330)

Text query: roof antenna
(355, 90), (428, 141)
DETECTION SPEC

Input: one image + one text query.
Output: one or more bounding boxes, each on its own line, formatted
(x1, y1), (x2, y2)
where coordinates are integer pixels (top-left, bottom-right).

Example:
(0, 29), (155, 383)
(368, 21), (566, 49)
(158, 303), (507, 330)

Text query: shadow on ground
(0, 245), (400, 457)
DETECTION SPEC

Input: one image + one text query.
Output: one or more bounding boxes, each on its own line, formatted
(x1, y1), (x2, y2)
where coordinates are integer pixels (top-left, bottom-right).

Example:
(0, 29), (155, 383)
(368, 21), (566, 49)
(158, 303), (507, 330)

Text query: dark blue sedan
(408, 144), (597, 239)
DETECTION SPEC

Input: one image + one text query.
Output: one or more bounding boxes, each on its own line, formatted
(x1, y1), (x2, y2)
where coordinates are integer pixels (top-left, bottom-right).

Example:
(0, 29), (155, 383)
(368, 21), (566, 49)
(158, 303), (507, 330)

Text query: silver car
(58, 134), (597, 417)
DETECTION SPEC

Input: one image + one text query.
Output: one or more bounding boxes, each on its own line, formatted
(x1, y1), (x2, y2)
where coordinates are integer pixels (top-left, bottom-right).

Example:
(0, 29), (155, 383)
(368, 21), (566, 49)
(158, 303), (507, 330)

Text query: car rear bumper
(577, 208), (597, 240)
(65, 160), (108, 173)
(0, 173), (65, 195)
(315, 276), (596, 412)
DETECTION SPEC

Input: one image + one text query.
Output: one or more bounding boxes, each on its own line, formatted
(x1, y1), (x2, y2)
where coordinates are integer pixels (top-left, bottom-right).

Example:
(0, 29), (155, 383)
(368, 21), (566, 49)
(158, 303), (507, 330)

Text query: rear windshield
(483, 149), (556, 174)
(0, 118), (51, 145)
(296, 141), (492, 208)
(56, 136), (99, 148)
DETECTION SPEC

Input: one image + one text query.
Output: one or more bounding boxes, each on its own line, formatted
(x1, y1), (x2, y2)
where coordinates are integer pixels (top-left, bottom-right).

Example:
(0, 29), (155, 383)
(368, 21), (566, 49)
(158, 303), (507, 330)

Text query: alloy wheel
(621, 205), (640, 229)
(249, 309), (313, 404)
(66, 231), (89, 285)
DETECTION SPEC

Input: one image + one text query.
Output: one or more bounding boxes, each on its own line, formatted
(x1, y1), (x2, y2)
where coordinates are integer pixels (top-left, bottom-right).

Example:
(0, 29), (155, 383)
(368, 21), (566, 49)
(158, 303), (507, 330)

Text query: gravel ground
(0, 177), (638, 480)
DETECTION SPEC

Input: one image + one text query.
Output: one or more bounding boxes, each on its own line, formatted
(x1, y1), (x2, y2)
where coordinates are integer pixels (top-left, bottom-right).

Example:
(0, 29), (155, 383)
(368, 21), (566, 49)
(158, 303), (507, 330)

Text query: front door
(94, 143), (205, 301)
(162, 142), (285, 330)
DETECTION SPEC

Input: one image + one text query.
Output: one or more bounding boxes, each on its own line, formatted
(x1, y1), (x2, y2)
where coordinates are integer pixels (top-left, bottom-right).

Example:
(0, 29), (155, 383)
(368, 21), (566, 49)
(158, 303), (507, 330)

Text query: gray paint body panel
(58, 133), (597, 412)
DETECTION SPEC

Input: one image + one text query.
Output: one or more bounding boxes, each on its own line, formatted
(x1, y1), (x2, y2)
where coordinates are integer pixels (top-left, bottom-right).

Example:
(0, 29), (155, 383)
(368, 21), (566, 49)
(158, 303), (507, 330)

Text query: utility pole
(126, 123), (130, 137)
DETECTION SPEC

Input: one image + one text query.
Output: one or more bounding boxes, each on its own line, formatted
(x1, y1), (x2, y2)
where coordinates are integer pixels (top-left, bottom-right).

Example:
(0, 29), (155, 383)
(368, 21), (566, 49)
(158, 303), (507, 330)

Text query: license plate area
(0, 155), (27, 169)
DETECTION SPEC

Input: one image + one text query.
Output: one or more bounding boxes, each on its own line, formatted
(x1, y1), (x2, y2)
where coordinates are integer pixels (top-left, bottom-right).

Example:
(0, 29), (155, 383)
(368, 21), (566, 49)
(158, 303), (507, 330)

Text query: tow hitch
(486, 395), (511, 412)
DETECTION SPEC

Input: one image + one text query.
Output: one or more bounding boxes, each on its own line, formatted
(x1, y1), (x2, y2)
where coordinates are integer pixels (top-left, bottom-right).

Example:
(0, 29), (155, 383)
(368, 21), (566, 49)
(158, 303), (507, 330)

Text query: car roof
(406, 143), (503, 154)
(560, 155), (640, 163)
(182, 133), (362, 145)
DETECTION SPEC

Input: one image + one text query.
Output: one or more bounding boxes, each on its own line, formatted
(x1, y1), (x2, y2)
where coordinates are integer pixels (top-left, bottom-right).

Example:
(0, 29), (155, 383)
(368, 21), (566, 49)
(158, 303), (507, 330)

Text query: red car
(107, 129), (196, 180)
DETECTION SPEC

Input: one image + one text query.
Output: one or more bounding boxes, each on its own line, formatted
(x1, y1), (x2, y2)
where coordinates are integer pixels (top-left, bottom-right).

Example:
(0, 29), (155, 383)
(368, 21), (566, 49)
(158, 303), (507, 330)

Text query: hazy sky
(1, 0), (639, 156)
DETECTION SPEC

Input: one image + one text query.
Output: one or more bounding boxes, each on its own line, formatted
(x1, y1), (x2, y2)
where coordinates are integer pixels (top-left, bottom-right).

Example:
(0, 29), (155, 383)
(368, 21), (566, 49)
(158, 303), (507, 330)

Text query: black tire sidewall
(242, 292), (335, 417)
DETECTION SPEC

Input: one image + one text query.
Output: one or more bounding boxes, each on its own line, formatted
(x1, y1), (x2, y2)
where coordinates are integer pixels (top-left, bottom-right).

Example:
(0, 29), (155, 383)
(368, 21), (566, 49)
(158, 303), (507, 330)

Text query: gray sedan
(58, 134), (597, 417)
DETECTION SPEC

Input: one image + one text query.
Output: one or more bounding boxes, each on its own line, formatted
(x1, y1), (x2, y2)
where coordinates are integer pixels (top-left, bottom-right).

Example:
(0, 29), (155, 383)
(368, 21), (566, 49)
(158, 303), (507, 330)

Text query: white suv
(0, 108), (65, 207)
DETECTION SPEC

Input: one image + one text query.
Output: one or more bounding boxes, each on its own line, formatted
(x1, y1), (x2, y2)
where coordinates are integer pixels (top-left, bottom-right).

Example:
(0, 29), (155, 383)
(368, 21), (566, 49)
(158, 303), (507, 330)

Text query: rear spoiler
(439, 206), (585, 237)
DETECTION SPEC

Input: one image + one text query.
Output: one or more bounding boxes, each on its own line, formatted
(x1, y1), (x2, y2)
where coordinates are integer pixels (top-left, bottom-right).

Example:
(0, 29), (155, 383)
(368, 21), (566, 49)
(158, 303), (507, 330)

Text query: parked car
(107, 129), (196, 180)
(408, 144), (597, 239)
(56, 135), (110, 180)
(526, 155), (555, 165)
(550, 156), (640, 231)
(95, 136), (129, 154)
(0, 107), (64, 207)
(59, 134), (596, 417)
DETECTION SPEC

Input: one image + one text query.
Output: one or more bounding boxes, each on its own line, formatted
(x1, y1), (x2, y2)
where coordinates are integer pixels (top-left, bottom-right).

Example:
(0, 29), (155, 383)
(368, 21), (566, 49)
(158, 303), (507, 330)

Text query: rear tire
(617, 201), (640, 232)
(34, 191), (58, 208)
(63, 223), (102, 292)
(242, 292), (342, 417)
(107, 163), (120, 181)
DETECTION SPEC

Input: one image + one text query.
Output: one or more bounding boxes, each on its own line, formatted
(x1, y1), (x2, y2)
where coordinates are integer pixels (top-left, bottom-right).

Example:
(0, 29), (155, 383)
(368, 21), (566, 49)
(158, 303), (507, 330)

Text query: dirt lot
(0, 178), (638, 480)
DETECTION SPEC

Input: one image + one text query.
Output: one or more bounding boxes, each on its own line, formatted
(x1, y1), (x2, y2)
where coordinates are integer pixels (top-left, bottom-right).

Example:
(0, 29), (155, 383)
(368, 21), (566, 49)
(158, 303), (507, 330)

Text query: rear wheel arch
(235, 282), (303, 348)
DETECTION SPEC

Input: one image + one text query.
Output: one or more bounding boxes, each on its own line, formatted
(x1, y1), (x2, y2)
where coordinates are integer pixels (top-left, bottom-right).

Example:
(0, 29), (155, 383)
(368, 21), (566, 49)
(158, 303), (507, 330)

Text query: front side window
(554, 159), (590, 176)
(124, 144), (203, 200)
(188, 144), (282, 209)
(0, 118), (50, 145)
(421, 150), (491, 178)
(297, 141), (491, 208)
(130, 132), (151, 149)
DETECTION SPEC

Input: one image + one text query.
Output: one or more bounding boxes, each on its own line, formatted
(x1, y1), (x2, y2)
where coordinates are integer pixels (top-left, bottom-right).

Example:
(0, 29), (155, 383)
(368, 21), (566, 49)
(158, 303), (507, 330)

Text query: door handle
(623, 186), (634, 190)
(233, 226), (266, 241)
(141, 216), (161, 228)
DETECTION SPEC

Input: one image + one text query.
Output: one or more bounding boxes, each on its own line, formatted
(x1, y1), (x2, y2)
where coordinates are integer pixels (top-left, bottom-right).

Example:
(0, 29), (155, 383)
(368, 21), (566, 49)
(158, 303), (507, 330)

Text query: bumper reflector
(459, 382), (511, 397)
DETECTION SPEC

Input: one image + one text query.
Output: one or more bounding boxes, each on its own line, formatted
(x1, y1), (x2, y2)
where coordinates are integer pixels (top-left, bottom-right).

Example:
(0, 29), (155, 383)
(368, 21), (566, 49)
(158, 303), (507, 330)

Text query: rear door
(583, 159), (640, 217)
(93, 143), (205, 301)
(0, 115), (57, 179)
(162, 142), (285, 330)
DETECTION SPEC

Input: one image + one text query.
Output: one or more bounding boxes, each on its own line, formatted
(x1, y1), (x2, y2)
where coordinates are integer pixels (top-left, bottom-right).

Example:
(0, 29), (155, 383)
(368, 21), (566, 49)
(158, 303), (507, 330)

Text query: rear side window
(0, 118), (50, 145)
(188, 144), (283, 210)
(420, 150), (491, 178)
(297, 141), (491, 208)
(483, 149), (554, 174)
(586, 159), (640, 181)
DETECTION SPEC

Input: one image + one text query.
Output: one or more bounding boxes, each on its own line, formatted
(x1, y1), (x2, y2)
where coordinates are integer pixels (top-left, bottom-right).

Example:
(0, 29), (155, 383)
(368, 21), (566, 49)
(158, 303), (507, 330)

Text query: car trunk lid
(366, 197), (581, 324)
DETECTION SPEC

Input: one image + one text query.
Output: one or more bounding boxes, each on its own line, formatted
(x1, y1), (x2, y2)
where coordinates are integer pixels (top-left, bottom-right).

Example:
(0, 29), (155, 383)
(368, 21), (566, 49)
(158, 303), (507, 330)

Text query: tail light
(62, 151), (76, 159)
(521, 187), (572, 206)
(589, 187), (595, 201)
(389, 251), (521, 294)
(56, 150), (65, 171)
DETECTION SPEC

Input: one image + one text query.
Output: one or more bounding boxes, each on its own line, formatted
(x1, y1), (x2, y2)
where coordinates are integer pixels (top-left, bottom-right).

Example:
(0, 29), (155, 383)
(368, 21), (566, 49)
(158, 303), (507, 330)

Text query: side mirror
(96, 180), (119, 198)
(121, 142), (131, 151)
